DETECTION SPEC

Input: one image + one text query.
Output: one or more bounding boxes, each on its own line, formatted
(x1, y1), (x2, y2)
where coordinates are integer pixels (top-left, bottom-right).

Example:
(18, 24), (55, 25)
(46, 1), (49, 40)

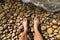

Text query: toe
(23, 18), (27, 21)
(34, 16), (37, 21)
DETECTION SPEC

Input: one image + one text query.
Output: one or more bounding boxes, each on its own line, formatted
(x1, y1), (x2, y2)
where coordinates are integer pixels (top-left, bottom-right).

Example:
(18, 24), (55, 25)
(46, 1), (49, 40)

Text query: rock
(49, 34), (53, 37)
(2, 34), (6, 38)
(16, 19), (20, 23)
(3, 37), (7, 40)
(43, 32), (48, 37)
(8, 33), (12, 38)
(54, 29), (58, 33)
(56, 34), (60, 39)
(2, 19), (7, 24)
(58, 20), (60, 25)
(14, 25), (17, 29)
(14, 36), (17, 39)
(0, 26), (3, 31)
(53, 33), (58, 36)
(41, 25), (47, 30)
(47, 27), (53, 34)
(19, 25), (23, 30)
(3, 31), (6, 34)
(9, 20), (14, 24)
(4, 24), (8, 29)
(58, 30), (60, 33)
(0, 31), (2, 34)
(14, 13), (18, 17)
(31, 27), (34, 32)
(52, 25), (58, 29)
(52, 19), (57, 24)
(13, 30), (16, 33)
(12, 33), (15, 37)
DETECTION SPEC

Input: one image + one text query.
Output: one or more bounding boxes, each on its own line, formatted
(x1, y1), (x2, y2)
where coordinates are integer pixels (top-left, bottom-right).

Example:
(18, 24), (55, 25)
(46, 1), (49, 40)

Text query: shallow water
(22, 0), (60, 12)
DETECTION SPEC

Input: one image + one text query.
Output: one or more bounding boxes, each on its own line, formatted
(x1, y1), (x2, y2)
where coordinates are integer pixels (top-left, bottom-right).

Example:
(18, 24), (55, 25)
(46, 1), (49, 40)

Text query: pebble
(52, 19), (57, 24)
(8, 33), (12, 38)
(49, 34), (53, 37)
(16, 19), (20, 23)
(12, 33), (15, 37)
(56, 34), (60, 39)
(13, 30), (16, 33)
(47, 27), (53, 34)
(2, 19), (7, 24)
(4, 24), (8, 29)
(58, 20), (60, 25)
(58, 30), (60, 33)
(3, 31), (6, 34)
(9, 20), (14, 24)
(0, 31), (2, 34)
(41, 25), (47, 30)
(0, 26), (3, 31)
(52, 25), (58, 29)
(54, 29), (58, 33)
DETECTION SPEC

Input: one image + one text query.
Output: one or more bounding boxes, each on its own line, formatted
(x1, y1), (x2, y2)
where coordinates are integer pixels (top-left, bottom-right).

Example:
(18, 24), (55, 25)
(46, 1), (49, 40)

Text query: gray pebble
(4, 24), (8, 29)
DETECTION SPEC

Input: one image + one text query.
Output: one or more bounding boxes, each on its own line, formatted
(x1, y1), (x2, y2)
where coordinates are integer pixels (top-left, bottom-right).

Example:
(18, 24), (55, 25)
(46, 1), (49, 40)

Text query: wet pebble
(3, 24), (8, 29)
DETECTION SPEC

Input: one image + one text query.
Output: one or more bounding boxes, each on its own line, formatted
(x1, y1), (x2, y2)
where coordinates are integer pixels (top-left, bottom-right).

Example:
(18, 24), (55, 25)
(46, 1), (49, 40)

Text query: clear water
(22, 0), (60, 12)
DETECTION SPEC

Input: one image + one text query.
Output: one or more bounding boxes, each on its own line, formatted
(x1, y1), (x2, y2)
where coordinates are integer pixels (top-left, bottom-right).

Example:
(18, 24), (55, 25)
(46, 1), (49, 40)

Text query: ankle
(34, 28), (39, 32)
(23, 31), (27, 33)
(24, 29), (27, 31)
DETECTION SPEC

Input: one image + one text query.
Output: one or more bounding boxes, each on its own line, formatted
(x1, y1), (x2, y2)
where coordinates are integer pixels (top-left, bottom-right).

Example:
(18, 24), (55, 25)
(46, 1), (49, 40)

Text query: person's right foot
(34, 16), (40, 32)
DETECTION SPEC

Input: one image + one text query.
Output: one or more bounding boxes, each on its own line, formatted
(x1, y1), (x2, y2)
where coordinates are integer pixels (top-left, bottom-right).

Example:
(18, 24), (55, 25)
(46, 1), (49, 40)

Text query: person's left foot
(34, 16), (40, 32)
(22, 18), (28, 32)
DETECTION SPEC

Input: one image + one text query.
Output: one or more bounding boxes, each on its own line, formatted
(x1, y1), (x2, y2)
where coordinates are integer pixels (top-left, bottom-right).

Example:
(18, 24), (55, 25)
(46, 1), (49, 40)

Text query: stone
(41, 25), (47, 30)
(54, 29), (58, 33)
(13, 30), (16, 33)
(16, 19), (20, 23)
(0, 26), (3, 31)
(52, 19), (57, 24)
(0, 31), (2, 34)
(56, 34), (60, 39)
(12, 33), (15, 37)
(2, 19), (7, 24)
(52, 25), (58, 29)
(49, 35), (53, 37)
(9, 20), (14, 24)
(58, 30), (60, 33)
(8, 33), (12, 38)
(58, 20), (60, 25)
(4, 24), (8, 29)
(47, 27), (53, 34)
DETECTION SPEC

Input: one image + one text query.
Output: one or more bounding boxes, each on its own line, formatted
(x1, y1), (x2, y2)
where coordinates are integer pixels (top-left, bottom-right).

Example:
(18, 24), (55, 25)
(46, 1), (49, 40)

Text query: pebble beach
(0, 0), (60, 40)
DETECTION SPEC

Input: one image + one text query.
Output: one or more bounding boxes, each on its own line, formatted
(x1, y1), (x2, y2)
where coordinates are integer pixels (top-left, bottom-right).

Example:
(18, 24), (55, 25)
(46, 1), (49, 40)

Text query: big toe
(23, 18), (27, 21)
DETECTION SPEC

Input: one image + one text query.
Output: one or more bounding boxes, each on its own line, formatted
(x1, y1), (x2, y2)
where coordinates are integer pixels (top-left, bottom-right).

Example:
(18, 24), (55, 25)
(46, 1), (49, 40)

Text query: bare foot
(23, 18), (28, 32)
(34, 16), (40, 32)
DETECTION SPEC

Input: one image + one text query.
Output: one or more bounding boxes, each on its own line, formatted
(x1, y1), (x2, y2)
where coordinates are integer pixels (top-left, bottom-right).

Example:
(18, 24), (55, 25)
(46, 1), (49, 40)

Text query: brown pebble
(12, 33), (15, 37)
(2, 19), (7, 24)
(0, 26), (3, 31)
(58, 30), (60, 33)
(58, 20), (60, 25)
(54, 29), (58, 33)
(16, 19), (20, 23)
(0, 31), (2, 34)
(52, 25), (58, 29)
(47, 27), (53, 34)
(41, 25), (47, 30)
(8, 33), (12, 37)
(56, 34), (60, 39)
